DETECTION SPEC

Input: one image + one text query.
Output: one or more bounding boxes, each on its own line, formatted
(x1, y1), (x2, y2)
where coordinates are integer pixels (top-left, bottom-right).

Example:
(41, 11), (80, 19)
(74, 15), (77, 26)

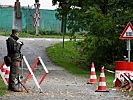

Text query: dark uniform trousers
(9, 60), (20, 89)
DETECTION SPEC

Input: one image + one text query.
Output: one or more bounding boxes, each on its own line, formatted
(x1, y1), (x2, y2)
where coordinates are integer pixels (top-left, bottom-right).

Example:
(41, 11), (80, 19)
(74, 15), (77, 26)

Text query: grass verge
(0, 78), (8, 96)
(0, 31), (83, 39)
(47, 41), (89, 75)
(0, 31), (66, 38)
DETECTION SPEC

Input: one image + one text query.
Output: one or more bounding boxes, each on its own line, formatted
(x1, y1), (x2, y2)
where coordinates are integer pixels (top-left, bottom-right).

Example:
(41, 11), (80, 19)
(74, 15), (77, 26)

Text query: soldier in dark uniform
(6, 29), (23, 92)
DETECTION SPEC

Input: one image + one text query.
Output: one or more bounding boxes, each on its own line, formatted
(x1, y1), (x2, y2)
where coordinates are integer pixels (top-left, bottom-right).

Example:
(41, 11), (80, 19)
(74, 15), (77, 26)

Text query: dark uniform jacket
(6, 34), (22, 61)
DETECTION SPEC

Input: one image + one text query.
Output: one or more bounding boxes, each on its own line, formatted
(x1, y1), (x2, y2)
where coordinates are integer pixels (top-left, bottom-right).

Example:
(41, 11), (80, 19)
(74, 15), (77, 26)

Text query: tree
(53, 0), (133, 68)
(52, 0), (71, 48)
(52, 0), (71, 33)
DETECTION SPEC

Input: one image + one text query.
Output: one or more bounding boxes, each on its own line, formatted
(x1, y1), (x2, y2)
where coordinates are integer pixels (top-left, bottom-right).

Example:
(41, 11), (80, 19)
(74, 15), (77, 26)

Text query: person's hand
(18, 41), (24, 45)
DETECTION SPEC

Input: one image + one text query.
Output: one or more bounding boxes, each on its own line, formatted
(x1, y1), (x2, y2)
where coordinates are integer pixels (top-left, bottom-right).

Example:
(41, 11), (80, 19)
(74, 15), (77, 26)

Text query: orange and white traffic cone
(4, 66), (10, 84)
(95, 66), (109, 92)
(87, 62), (97, 84)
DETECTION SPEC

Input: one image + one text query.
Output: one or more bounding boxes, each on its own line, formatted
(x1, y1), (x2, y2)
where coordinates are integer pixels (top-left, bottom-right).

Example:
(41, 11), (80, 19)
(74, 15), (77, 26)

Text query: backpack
(4, 56), (11, 66)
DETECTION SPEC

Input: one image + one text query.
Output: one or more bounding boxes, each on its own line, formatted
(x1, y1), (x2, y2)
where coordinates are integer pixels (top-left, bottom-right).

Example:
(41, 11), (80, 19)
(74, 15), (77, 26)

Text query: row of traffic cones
(87, 62), (109, 92)
(0, 61), (10, 85)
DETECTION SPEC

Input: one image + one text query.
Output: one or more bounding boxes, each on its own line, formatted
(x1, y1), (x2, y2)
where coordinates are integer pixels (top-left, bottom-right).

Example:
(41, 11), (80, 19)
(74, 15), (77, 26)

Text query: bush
(22, 28), (61, 35)
(45, 30), (61, 35)
(27, 29), (36, 35)
(77, 34), (126, 70)
(39, 29), (46, 35)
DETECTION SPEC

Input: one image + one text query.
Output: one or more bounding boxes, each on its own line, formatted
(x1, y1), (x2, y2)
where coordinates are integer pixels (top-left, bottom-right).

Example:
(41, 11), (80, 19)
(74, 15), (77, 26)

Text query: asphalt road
(0, 36), (132, 100)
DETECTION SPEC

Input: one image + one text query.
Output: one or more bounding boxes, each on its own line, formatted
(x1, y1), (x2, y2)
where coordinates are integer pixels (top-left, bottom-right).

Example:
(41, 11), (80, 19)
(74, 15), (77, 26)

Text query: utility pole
(34, 0), (40, 36)
(12, 0), (22, 31)
(62, 15), (66, 48)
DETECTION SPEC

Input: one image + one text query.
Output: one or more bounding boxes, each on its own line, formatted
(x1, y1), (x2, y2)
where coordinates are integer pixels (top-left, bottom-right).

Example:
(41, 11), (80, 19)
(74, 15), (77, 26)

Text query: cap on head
(12, 29), (19, 35)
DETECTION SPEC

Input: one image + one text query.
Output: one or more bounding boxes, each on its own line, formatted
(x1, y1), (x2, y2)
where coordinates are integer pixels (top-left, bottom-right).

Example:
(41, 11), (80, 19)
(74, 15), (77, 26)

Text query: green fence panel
(39, 9), (61, 32)
(0, 7), (61, 32)
(0, 7), (13, 31)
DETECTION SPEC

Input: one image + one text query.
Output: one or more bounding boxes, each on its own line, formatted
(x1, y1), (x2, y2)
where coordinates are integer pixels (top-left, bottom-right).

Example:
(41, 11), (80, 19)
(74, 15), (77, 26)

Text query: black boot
(8, 87), (22, 92)
(8, 84), (22, 92)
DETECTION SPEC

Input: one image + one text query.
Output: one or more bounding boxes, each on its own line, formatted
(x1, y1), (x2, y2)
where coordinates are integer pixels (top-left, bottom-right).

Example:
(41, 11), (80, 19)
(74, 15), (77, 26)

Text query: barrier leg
(39, 73), (47, 85)
(23, 56), (43, 93)
(16, 75), (30, 93)
(38, 57), (48, 73)
(22, 58), (39, 84)
(38, 57), (48, 85)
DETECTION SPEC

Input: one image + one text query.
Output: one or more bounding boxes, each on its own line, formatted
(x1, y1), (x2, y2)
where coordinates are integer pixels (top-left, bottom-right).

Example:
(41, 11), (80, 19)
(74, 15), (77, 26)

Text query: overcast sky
(0, 0), (58, 9)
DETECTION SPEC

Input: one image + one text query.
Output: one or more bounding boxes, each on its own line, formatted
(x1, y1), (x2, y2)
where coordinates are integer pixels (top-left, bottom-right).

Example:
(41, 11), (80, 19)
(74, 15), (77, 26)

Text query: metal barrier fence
(0, 7), (61, 32)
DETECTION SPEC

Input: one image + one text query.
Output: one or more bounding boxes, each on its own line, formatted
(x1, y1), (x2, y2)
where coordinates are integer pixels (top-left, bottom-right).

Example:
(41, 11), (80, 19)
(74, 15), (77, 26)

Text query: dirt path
(0, 36), (132, 100)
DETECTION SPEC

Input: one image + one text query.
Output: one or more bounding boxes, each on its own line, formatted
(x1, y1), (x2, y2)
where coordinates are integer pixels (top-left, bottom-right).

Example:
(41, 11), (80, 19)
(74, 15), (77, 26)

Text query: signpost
(34, 0), (40, 36)
(119, 22), (133, 62)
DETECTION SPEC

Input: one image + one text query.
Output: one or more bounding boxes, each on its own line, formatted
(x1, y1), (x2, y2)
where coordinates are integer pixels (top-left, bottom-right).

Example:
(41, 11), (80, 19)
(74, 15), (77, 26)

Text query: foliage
(52, 0), (71, 17)
(53, 0), (133, 67)
(22, 28), (61, 35)
(0, 30), (63, 37)
(38, 29), (46, 35)
(77, 34), (126, 70)
(45, 30), (61, 35)
(0, 31), (10, 36)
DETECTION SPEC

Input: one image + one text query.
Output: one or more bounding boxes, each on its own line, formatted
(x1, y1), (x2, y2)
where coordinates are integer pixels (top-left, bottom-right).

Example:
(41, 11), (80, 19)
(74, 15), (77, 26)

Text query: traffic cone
(95, 66), (109, 92)
(87, 62), (97, 84)
(4, 66), (10, 84)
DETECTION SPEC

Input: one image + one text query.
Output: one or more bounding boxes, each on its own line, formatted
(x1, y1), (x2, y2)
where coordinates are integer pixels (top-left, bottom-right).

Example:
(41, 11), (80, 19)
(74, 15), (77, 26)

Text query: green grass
(105, 71), (115, 88)
(47, 41), (89, 75)
(0, 78), (8, 96)
(0, 31), (65, 38)
(0, 31), (9, 36)
(0, 31), (83, 39)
